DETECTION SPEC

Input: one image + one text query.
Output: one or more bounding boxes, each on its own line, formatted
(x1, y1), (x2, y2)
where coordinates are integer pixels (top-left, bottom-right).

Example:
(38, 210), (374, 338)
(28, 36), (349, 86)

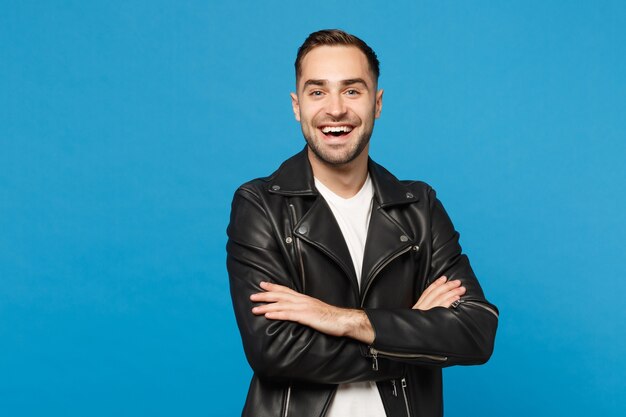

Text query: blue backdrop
(1, 1), (624, 416)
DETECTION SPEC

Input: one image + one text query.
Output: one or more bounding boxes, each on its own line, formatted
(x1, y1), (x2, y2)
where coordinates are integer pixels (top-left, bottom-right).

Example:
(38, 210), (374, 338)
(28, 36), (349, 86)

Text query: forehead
(298, 45), (374, 88)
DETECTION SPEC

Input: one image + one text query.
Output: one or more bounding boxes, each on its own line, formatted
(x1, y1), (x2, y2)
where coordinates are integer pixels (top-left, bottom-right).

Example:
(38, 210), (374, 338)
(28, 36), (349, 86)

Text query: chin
(311, 143), (366, 166)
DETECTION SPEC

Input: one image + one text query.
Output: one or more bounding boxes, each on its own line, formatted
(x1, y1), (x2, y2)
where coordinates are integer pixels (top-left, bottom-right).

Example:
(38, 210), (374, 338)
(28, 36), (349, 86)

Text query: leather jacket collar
(266, 147), (420, 207)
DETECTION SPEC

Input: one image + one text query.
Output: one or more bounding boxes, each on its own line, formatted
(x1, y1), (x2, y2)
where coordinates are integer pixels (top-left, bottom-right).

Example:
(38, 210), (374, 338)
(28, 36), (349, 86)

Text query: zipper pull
(370, 347), (379, 371)
(391, 380), (398, 397)
(400, 378), (411, 417)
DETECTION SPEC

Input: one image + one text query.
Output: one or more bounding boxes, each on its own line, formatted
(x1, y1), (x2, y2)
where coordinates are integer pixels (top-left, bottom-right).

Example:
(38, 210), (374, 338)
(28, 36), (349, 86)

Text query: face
(291, 46), (383, 166)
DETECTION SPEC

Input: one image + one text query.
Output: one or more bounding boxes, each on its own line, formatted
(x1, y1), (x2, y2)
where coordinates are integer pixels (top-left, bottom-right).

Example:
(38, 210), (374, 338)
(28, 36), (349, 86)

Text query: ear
(290, 92), (301, 122)
(375, 89), (384, 118)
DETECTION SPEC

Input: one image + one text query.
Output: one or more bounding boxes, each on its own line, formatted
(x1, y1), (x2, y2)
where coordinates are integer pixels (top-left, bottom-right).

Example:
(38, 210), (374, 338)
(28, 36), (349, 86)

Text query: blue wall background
(1, 1), (624, 416)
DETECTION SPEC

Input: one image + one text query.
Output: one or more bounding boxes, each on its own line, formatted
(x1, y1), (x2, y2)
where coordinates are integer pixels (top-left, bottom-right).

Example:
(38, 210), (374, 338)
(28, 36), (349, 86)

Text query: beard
(302, 118), (374, 166)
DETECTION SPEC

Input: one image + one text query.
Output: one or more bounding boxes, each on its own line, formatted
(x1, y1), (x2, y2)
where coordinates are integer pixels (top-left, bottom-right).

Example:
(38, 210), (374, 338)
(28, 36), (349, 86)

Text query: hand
(250, 281), (375, 344)
(412, 276), (466, 310)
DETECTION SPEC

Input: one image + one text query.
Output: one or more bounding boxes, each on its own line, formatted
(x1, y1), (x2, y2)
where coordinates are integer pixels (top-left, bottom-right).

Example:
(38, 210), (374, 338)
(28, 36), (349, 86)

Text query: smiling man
(227, 29), (498, 417)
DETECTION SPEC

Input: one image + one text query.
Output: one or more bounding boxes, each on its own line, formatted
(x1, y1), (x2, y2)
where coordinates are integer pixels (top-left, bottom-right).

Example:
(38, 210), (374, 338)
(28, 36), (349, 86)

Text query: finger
(418, 276), (447, 302)
(413, 287), (464, 311)
(419, 279), (461, 306)
(416, 281), (462, 310)
(250, 291), (271, 302)
(250, 291), (300, 303)
(434, 295), (461, 309)
(253, 302), (314, 323)
(251, 302), (295, 320)
(250, 291), (299, 303)
(429, 285), (465, 304)
(260, 281), (299, 294)
(413, 276), (447, 309)
(420, 276), (447, 298)
(264, 311), (296, 321)
(435, 283), (465, 299)
(264, 311), (283, 320)
(252, 302), (294, 315)
(438, 288), (466, 308)
(251, 292), (314, 310)
(430, 286), (466, 308)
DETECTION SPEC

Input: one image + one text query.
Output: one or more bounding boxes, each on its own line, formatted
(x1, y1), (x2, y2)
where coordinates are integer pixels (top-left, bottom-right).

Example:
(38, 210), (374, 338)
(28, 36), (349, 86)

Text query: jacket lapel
(293, 196), (359, 291)
(360, 200), (413, 296)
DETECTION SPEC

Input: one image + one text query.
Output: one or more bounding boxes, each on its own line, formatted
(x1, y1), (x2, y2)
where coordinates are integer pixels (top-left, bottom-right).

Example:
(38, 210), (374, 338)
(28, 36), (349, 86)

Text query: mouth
(319, 125), (354, 139)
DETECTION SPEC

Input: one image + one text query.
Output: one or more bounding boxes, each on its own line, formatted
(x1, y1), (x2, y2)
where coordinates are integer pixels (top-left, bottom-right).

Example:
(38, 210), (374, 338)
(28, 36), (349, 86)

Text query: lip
(318, 123), (355, 129)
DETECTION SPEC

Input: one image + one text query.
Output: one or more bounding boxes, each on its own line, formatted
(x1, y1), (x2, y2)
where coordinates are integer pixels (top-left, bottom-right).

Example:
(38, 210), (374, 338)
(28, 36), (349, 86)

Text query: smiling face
(291, 45), (383, 166)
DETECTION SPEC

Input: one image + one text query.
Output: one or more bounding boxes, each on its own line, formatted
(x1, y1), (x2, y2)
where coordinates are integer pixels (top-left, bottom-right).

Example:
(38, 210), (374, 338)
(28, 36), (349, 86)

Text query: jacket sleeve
(227, 187), (403, 383)
(364, 187), (499, 367)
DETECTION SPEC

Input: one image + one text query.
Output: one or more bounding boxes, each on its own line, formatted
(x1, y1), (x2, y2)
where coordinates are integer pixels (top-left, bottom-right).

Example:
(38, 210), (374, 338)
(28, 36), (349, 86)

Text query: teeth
(321, 126), (353, 133)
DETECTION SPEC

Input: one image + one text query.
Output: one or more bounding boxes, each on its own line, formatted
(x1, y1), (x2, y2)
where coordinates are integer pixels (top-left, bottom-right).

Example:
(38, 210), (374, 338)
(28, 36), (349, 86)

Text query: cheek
(306, 109), (325, 127)
(362, 104), (378, 121)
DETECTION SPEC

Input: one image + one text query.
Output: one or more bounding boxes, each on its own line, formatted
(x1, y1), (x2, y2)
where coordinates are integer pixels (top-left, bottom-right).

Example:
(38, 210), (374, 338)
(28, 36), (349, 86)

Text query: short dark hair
(295, 29), (380, 85)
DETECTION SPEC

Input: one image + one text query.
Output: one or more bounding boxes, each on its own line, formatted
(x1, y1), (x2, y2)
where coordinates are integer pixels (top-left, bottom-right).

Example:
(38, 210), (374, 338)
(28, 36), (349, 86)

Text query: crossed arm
(228, 186), (497, 382)
(250, 276), (466, 344)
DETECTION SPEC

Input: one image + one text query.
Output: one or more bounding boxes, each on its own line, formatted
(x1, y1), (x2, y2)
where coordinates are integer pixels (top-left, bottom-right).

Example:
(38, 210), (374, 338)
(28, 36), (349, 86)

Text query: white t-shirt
(314, 175), (387, 417)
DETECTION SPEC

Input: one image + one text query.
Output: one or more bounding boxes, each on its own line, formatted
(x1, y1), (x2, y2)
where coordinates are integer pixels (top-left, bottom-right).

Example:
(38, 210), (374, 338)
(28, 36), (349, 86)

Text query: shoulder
(401, 180), (433, 194)
(400, 180), (443, 210)
(235, 176), (273, 200)
(232, 160), (284, 201)
(368, 158), (436, 206)
(232, 148), (315, 201)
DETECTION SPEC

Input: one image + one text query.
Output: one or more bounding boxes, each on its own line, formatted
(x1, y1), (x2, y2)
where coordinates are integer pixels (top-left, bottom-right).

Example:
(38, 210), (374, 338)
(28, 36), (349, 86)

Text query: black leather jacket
(227, 149), (498, 417)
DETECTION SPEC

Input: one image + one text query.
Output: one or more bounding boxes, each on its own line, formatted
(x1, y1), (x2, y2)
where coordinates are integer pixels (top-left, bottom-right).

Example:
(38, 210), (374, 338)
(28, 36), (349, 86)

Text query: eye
(345, 89), (360, 96)
(309, 90), (323, 97)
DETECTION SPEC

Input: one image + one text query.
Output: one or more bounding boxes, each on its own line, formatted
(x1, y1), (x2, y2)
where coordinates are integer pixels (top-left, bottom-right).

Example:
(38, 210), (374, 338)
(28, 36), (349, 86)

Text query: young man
(227, 29), (498, 417)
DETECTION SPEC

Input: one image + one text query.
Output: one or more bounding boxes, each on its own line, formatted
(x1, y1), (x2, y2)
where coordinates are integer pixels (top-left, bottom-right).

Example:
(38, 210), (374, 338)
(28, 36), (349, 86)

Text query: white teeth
(321, 126), (353, 133)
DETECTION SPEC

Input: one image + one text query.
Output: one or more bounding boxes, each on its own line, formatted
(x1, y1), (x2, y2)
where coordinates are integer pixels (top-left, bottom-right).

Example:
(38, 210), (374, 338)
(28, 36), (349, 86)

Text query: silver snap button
(285, 236), (293, 244)
(298, 226), (308, 234)
(400, 235), (408, 242)
(412, 245), (419, 251)
(271, 185), (281, 191)
(406, 192), (414, 199)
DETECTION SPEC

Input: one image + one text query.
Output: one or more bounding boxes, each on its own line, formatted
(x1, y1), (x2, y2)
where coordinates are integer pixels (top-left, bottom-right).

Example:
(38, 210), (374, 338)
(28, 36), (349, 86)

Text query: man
(227, 29), (498, 417)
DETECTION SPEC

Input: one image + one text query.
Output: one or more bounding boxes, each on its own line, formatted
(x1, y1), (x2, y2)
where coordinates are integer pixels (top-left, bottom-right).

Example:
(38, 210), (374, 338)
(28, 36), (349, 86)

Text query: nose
(326, 93), (347, 119)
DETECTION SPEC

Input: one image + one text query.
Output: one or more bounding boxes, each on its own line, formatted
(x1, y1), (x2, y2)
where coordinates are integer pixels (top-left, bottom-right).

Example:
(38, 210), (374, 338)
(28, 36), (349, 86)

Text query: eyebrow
(303, 79), (326, 88)
(302, 78), (370, 89)
(341, 78), (368, 88)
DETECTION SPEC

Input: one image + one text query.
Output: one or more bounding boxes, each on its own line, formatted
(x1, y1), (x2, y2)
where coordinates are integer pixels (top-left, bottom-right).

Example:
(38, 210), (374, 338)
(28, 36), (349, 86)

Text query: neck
(308, 145), (369, 198)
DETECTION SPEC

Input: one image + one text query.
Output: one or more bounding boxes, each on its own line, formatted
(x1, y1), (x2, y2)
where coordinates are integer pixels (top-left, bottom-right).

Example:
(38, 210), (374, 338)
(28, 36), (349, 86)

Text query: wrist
(342, 308), (375, 344)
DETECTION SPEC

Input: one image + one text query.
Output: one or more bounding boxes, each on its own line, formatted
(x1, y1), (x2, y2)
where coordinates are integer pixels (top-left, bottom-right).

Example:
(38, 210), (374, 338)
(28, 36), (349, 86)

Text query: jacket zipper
(401, 377), (411, 417)
(288, 204), (306, 293)
(369, 347), (448, 362)
(455, 299), (499, 318)
(282, 384), (291, 417)
(283, 204), (299, 417)
(371, 348), (378, 370)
